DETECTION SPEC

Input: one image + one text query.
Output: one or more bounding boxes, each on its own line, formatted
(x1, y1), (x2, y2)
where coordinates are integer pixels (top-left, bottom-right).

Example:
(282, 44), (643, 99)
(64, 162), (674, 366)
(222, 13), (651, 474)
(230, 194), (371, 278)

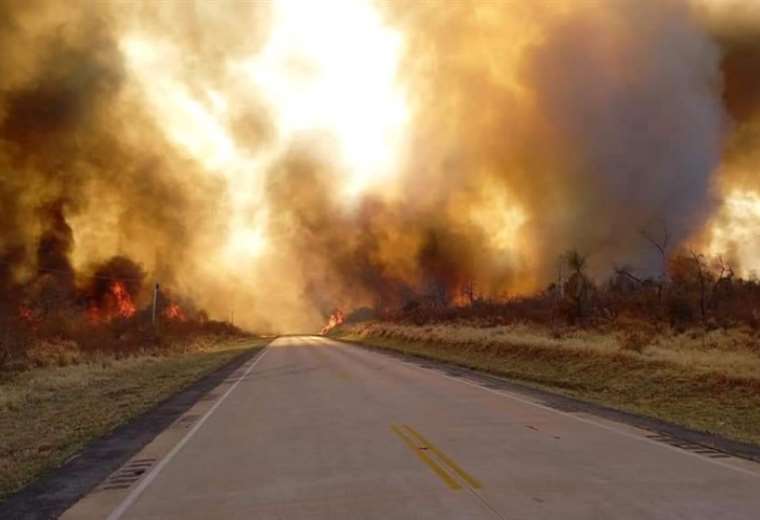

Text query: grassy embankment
(0, 335), (268, 499)
(335, 321), (760, 445)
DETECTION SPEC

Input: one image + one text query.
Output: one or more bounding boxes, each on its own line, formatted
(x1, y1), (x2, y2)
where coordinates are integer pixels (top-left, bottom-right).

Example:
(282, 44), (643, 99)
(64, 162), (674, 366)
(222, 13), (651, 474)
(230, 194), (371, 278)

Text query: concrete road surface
(64, 336), (760, 519)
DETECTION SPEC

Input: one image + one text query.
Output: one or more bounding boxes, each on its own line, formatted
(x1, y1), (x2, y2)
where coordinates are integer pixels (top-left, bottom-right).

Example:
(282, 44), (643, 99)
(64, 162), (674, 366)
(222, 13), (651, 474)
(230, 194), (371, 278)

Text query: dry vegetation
(333, 249), (760, 446)
(336, 321), (760, 445)
(1, 313), (248, 372)
(346, 321), (760, 379)
(0, 242), (265, 499)
(0, 335), (267, 500)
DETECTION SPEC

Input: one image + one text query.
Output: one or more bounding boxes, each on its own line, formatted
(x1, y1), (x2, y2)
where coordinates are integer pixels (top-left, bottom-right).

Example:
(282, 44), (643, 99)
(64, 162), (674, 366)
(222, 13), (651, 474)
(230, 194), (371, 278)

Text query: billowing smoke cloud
(383, 0), (726, 280)
(0, 2), (239, 322)
(1, 0), (758, 332)
(272, 0), (728, 318)
(689, 0), (760, 270)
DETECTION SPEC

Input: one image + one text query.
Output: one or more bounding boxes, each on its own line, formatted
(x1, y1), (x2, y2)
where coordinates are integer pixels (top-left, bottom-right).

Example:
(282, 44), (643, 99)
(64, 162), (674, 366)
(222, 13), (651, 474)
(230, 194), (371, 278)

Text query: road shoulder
(0, 343), (268, 520)
(337, 337), (760, 464)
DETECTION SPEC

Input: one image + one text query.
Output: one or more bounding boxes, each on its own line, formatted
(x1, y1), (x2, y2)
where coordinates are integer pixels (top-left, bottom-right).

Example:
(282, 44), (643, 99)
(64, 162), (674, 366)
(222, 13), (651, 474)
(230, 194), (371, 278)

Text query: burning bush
(82, 256), (145, 323)
(0, 248), (242, 372)
(320, 310), (345, 335)
(337, 245), (760, 340)
(164, 303), (187, 322)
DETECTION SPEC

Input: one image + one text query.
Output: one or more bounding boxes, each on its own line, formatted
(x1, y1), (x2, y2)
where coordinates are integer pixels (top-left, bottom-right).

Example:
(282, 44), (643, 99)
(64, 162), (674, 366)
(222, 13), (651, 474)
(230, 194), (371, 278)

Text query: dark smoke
(2, 0), (760, 333)
(0, 2), (230, 326)
(698, 1), (760, 189)
(83, 256), (146, 309)
(35, 202), (75, 288)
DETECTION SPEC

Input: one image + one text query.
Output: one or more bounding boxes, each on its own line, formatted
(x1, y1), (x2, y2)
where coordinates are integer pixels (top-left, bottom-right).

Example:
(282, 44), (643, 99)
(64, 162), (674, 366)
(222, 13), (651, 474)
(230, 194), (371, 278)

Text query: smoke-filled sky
(1, 0), (759, 332)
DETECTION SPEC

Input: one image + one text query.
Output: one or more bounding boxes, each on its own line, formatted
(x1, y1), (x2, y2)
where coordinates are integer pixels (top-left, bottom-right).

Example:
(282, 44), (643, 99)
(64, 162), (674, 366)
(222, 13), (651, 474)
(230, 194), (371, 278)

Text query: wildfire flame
(320, 309), (345, 335)
(111, 281), (136, 318)
(88, 281), (137, 323)
(164, 302), (187, 321)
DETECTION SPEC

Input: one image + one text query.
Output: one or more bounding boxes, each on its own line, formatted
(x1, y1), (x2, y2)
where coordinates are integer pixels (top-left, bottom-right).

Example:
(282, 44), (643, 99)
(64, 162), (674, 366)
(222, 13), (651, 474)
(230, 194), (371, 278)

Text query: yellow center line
(391, 425), (462, 490)
(402, 425), (483, 490)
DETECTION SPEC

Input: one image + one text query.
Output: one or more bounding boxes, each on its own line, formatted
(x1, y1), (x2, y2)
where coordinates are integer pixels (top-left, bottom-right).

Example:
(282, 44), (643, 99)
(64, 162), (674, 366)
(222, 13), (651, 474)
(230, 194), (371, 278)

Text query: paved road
(65, 336), (760, 519)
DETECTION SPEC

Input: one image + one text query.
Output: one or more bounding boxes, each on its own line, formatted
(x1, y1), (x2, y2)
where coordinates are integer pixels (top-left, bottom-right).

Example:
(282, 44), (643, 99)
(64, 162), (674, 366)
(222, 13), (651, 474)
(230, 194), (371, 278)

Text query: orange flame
(110, 281), (136, 318)
(164, 302), (187, 321)
(88, 281), (137, 323)
(320, 309), (345, 335)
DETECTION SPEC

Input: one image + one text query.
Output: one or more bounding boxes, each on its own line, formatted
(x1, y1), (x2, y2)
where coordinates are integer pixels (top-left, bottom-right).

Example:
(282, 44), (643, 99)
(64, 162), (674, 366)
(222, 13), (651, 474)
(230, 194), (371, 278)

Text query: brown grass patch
(0, 335), (267, 499)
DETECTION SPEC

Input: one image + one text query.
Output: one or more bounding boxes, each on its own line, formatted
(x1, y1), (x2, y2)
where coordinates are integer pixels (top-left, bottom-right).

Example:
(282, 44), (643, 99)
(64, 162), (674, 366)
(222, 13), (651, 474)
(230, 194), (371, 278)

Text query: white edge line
(106, 347), (270, 520)
(356, 345), (760, 479)
(440, 374), (760, 478)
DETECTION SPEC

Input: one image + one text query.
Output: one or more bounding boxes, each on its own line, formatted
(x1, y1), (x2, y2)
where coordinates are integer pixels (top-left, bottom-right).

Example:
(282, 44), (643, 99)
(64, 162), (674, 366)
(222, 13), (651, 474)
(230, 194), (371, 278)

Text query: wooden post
(152, 282), (160, 329)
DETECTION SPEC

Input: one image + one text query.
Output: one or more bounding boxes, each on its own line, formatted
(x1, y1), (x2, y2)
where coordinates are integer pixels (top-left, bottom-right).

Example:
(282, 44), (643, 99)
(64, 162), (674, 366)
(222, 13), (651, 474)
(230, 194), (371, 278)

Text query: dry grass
(342, 321), (760, 380)
(0, 336), (267, 499)
(336, 321), (760, 445)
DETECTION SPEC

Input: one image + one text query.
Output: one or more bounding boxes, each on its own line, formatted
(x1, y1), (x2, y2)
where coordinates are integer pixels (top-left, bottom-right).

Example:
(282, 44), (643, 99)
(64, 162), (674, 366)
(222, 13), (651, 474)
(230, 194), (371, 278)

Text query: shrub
(667, 295), (693, 325)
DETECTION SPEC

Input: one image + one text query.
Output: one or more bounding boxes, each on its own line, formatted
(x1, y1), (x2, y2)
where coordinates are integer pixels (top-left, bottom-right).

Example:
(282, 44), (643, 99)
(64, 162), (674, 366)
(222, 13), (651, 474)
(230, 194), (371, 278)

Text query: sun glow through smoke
(110, 0), (412, 328)
(241, 0), (409, 200)
(120, 35), (269, 265)
(120, 0), (409, 268)
(708, 190), (760, 276)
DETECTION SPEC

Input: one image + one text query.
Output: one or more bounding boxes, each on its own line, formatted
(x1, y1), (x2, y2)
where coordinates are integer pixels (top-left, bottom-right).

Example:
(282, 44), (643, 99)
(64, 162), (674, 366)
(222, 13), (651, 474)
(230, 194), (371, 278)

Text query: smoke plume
(1, 0), (759, 331)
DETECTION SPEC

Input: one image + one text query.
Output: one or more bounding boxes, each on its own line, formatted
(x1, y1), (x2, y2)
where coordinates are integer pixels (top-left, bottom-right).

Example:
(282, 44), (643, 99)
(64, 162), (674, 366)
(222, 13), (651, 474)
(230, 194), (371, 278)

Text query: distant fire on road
(321, 310), (345, 335)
